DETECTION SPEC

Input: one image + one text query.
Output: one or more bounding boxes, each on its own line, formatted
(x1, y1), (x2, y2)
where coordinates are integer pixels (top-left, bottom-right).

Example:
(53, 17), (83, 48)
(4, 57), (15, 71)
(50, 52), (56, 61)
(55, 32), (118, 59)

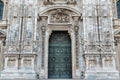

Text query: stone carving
(8, 45), (19, 52)
(21, 56), (34, 69)
(44, 0), (53, 5)
(33, 41), (39, 52)
(25, 18), (33, 39)
(87, 45), (97, 52)
(89, 60), (96, 68)
(43, 0), (76, 5)
(23, 59), (32, 68)
(114, 37), (120, 46)
(67, 0), (76, 4)
(26, 29), (32, 38)
(10, 27), (19, 41)
(104, 56), (113, 67)
(24, 45), (32, 52)
(7, 57), (16, 68)
(50, 9), (70, 23)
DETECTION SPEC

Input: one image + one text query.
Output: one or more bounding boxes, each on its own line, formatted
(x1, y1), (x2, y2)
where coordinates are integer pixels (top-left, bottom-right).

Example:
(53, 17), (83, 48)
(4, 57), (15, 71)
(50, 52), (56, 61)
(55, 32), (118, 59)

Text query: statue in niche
(26, 28), (32, 38)
(105, 31), (110, 37)
(10, 28), (18, 41)
(33, 42), (39, 52)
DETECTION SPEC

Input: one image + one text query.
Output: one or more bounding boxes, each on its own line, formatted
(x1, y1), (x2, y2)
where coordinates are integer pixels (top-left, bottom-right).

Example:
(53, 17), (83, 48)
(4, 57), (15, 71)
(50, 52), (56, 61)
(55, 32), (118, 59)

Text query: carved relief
(43, 0), (76, 5)
(25, 18), (33, 39)
(21, 56), (34, 69)
(23, 59), (32, 68)
(50, 9), (70, 23)
(67, 0), (76, 4)
(89, 60), (96, 68)
(8, 45), (19, 52)
(7, 57), (16, 68)
(24, 45), (32, 52)
(10, 19), (20, 41)
(44, 0), (53, 5)
(85, 55), (100, 70)
(104, 56), (113, 67)
(114, 37), (120, 46)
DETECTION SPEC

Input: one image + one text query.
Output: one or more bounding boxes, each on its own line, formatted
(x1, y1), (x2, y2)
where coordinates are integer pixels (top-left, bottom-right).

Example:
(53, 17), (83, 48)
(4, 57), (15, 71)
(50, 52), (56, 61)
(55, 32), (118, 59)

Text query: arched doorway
(48, 31), (72, 79)
(39, 8), (81, 79)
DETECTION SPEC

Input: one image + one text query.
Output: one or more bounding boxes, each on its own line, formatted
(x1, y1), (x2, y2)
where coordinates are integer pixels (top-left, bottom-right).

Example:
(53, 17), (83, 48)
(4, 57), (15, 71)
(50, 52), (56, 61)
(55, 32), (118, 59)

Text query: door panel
(48, 31), (72, 79)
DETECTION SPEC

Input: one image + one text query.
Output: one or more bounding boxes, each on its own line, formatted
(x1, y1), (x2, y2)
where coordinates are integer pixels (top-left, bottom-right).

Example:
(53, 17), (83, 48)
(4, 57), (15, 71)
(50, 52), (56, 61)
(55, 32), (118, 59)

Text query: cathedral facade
(0, 0), (120, 79)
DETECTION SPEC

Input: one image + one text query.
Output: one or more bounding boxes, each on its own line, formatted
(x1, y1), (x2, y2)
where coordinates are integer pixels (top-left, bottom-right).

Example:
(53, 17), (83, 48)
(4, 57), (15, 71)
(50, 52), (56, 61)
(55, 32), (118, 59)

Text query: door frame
(48, 31), (72, 79)
(44, 25), (76, 79)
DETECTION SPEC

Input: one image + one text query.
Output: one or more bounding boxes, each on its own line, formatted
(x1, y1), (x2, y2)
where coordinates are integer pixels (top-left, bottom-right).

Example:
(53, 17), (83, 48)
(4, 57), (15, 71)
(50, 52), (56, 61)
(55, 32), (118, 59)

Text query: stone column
(44, 28), (51, 79)
(115, 37), (120, 72)
(72, 16), (81, 78)
(39, 16), (48, 79)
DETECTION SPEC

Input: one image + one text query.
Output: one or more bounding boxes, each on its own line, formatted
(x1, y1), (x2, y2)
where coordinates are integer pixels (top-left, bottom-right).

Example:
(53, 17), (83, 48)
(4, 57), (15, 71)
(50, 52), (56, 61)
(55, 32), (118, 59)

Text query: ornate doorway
(48, 31), (72, 79)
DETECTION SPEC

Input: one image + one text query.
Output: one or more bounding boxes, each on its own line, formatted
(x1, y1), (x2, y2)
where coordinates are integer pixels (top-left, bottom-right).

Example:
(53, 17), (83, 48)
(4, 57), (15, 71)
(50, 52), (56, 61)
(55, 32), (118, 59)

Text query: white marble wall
(0, 0), (119, 79)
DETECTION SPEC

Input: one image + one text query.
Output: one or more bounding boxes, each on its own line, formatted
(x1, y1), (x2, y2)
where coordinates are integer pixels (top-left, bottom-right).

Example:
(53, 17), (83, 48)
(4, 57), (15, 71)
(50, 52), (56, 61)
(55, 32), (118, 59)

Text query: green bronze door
(48, 31), (72, 79)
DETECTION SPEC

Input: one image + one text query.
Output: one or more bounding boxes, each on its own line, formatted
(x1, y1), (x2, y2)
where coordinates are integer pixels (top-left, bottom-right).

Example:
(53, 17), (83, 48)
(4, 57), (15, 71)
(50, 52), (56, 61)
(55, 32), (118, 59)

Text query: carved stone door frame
(44, 25), (76, 79)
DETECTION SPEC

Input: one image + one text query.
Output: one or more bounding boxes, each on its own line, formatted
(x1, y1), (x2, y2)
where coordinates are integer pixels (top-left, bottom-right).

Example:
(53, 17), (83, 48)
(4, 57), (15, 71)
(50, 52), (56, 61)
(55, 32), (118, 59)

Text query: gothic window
(0, 1), (4, 20)
(117, 0), (120, 19)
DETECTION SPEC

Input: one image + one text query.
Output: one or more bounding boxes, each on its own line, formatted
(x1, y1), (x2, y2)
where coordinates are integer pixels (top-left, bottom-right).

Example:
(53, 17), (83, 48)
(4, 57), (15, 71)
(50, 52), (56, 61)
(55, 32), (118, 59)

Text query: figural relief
(7, 57), (16, 68)
(50, 9), (70, 23)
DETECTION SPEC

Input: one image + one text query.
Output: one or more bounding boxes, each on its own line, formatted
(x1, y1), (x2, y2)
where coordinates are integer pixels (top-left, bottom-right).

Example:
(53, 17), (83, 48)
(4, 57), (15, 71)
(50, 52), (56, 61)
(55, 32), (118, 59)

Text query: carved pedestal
(1, 54), (36, 79)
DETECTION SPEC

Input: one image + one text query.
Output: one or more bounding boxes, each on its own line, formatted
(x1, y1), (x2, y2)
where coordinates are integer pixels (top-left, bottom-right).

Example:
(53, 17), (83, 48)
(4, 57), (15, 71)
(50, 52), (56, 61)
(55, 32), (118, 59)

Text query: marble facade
(0, 0), (120, 79)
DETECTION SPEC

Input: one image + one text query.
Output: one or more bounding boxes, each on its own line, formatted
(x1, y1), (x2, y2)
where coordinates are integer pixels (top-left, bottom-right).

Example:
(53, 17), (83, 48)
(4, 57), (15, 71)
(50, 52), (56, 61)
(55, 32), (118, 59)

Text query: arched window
(0, 1), (4, 20)
(117, 0), (120, 19)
